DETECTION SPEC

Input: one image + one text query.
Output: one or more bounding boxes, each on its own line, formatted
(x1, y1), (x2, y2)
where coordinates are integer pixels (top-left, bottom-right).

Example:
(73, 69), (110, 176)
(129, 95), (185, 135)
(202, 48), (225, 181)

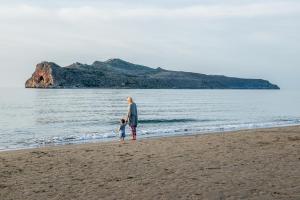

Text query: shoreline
(1, 125), (300, 200)
(1, 123), (300, 152)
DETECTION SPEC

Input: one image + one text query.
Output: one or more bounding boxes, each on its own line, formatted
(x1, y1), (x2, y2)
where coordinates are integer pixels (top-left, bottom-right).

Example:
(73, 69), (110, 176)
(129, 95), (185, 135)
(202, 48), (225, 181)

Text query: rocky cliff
(25, 59), (280, 89)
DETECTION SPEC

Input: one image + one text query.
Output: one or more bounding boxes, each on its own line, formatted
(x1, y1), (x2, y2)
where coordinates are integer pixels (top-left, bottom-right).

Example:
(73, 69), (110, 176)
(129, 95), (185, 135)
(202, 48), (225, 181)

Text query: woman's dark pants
(130, 126), (137, 140)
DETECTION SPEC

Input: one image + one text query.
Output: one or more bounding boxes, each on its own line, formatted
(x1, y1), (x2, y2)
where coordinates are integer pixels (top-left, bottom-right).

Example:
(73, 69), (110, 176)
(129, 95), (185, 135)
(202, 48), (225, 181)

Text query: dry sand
(0, 126), (300, 200)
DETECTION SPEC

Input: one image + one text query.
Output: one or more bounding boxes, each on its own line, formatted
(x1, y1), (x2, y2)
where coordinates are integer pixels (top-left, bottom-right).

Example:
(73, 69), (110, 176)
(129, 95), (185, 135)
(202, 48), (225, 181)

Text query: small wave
(107, 118), (201, 125)
(139, 118), (199, 124)
(273, 119), (300, 123)
(32, 132), (117, 145)
(8, 118), (300, 150)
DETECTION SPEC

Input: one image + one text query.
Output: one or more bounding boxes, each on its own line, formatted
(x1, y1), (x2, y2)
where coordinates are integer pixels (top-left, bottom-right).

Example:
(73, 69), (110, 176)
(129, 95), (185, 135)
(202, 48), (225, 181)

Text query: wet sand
(0, 126), (300, 200)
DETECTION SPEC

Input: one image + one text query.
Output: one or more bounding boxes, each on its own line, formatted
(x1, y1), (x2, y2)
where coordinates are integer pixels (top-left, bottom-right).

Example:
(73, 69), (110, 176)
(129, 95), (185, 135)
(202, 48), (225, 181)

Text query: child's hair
(121, 118), (126, 124)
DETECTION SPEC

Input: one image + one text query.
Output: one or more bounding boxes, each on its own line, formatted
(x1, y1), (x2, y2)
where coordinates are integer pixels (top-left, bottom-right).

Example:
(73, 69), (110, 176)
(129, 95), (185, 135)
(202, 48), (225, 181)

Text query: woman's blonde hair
(127, 97), (133, 103)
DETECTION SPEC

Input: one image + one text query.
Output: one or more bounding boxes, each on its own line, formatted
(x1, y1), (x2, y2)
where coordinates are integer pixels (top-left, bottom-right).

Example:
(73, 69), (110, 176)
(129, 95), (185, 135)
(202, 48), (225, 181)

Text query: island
(25, 58), (279, 89)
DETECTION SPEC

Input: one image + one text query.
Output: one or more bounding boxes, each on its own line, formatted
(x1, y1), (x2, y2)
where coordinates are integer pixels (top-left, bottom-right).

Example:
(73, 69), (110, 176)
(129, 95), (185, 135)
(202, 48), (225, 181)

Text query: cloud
(0, 1), (300, 22)
(0, 0), (299, 88)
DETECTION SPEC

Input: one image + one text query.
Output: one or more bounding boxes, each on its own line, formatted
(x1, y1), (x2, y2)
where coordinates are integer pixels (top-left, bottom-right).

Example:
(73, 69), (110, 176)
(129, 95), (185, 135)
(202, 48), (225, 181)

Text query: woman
(126, 97), (138, 140)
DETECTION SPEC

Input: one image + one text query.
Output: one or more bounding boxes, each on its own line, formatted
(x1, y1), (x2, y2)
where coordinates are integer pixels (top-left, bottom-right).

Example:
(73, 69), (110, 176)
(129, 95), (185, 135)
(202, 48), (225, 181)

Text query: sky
(0, 0), (299, 89)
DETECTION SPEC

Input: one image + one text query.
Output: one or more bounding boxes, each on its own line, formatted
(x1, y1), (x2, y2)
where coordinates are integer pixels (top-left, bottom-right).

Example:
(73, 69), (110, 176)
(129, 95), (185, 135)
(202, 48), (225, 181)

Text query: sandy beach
(0, 126), (299, 200)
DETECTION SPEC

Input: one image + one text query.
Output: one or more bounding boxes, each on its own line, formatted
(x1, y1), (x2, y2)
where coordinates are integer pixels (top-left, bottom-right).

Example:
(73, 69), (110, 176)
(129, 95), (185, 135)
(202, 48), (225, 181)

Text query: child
(118, 118), (126, 143)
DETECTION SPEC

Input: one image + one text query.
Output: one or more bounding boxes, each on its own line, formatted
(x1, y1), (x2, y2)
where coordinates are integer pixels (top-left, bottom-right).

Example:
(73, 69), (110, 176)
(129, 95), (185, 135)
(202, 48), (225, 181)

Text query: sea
(0, 88), (300, 151)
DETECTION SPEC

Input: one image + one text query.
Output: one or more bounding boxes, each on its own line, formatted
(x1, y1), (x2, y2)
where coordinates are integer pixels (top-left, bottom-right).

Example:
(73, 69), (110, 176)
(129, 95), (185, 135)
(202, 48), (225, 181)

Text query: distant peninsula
(25, 58), (279, 89)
